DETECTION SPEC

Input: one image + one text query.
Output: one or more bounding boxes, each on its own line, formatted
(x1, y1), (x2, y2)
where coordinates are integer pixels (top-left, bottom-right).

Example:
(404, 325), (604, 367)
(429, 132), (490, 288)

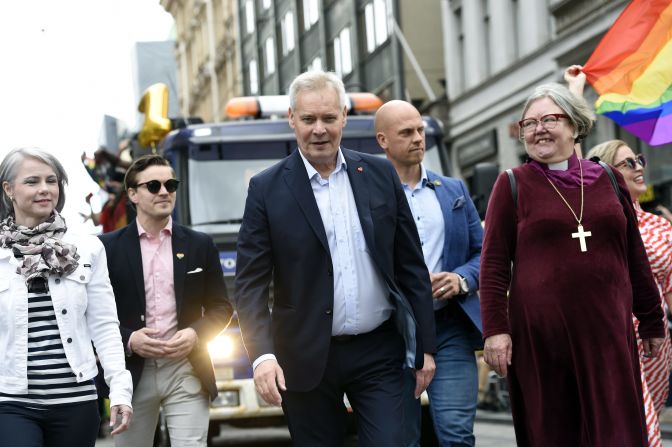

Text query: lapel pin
(176, 253), (185, 259)
(357, 166), (364, 173)
(433, 180), (441, 186)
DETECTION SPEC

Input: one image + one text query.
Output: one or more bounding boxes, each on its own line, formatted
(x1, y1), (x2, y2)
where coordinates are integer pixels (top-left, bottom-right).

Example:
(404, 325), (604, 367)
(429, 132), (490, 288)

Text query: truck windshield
(188, 139), (444, 231)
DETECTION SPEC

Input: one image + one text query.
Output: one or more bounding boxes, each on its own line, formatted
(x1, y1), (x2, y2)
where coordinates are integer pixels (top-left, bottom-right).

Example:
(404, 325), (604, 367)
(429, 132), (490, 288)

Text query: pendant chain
(545, 160), (584, 225)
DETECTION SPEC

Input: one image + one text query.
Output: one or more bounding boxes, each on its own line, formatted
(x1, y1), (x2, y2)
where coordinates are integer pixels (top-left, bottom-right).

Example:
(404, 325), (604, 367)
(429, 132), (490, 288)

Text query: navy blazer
(427, 170), (483, 334)
(235, 148), (436, 392)
(99, 221), (233, 400)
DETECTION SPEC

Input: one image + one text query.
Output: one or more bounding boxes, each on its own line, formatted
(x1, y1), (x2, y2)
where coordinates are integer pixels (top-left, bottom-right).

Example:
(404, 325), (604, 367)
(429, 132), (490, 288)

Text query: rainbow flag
(583, 0), (672, 146)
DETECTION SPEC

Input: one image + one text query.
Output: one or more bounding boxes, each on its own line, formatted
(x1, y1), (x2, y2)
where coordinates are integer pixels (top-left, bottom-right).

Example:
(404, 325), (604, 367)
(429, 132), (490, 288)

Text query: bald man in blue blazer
(377, 100), (483, 447)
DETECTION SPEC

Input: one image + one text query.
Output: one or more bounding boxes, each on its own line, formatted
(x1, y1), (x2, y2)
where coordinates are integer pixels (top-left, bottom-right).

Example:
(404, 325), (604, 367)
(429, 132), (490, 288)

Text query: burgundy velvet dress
(480, 160), (665, 446)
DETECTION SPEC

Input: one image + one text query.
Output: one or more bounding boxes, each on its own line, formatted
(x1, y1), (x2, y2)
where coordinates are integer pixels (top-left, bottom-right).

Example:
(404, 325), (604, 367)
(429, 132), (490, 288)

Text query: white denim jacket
(0, 232), (132, 408)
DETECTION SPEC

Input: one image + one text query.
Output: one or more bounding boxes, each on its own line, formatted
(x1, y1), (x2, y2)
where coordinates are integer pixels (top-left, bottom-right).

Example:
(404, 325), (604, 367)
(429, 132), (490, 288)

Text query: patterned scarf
(0, 211), (79, 285)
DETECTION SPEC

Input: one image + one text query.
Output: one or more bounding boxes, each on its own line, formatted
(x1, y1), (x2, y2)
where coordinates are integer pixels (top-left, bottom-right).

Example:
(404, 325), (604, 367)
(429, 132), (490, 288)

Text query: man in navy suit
(100, 155), (233, 446)
(235, 71), (436, 446)
(377, 100), (483, 447)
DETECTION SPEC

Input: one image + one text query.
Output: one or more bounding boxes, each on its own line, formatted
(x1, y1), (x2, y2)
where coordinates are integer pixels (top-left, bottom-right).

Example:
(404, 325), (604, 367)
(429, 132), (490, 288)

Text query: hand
(429, 272), (460, 300)
(164, 328), (199, 359)
(109, 404), (133, 435)
(414, 354), (436, 398)
(564, 65), (586, 98)
(129, 327), (168, 358)
(483, 334), (512, 377)
(642, 337), (664, 358)
(254, 359), (286, 406)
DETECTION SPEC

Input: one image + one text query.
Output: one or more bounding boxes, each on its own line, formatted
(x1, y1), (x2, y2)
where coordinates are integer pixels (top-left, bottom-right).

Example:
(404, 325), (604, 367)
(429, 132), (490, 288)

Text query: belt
(331, 318), (394, 342)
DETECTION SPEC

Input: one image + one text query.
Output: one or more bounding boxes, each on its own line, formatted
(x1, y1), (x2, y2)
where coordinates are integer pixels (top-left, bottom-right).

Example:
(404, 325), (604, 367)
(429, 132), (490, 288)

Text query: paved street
(96, 420), (672, 446)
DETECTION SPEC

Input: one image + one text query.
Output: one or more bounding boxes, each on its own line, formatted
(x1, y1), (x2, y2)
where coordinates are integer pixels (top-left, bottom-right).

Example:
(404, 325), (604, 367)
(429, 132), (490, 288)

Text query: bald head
(375, 100), (426, 170)
(374, 100), (422, 133)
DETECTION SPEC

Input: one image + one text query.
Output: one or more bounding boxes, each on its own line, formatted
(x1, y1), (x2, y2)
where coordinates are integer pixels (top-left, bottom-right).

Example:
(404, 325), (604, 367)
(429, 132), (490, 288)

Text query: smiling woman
(480, 83), (666, 447)
(0, 148), (133, 447)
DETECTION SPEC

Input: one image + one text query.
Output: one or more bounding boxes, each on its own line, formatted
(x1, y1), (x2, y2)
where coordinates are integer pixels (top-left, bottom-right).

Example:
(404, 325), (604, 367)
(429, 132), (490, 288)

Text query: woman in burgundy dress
(480, 83), (665, 446)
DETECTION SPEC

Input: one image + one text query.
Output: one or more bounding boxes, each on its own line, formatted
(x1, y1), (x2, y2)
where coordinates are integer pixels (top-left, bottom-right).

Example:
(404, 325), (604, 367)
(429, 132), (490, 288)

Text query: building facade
(441, 0), (672, 205)
(161, 0), (242, 122)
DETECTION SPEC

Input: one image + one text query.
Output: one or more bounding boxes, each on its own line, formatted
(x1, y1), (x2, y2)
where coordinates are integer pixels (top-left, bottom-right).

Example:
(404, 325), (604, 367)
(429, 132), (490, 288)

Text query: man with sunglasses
(100, 154), (233, 446)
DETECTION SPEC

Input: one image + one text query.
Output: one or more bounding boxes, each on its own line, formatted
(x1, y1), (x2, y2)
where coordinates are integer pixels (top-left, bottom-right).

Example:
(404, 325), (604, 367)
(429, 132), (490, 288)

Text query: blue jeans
(428, 309), (480, 447)
(403, 307), (481, 447)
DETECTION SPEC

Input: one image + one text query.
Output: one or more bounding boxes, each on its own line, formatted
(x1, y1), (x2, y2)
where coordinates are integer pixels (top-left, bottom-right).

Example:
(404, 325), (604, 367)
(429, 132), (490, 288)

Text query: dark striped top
(0, 289), (98, 406)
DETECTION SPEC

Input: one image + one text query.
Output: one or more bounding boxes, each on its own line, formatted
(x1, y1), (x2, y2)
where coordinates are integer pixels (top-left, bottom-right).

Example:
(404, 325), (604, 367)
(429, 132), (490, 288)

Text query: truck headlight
(208, 335), (235, 360)
(212, 390), (240, 407)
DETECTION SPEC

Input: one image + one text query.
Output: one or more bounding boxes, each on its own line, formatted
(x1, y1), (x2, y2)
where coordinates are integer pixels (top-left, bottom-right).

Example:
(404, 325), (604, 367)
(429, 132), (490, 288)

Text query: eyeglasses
(613, 154), (646, 170)
(518, 114), (570, 135)
(134, 179), (180, 194)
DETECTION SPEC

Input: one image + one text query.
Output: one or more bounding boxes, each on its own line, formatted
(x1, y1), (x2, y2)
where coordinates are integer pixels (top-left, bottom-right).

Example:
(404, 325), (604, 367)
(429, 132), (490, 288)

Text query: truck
(138, 85), (450, 445)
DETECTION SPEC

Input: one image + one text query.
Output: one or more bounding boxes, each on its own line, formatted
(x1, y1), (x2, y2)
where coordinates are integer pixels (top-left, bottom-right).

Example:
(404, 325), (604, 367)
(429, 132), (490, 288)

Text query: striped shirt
(633, 203), (672, 447)
(0, 286), (97, 406)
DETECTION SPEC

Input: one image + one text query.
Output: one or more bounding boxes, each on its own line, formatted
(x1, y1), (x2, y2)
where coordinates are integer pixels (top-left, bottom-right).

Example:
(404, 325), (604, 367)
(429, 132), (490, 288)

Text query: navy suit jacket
(99, 221), (233, 400)
(235, 148), (436, 392)
(427, 170), (483, 335)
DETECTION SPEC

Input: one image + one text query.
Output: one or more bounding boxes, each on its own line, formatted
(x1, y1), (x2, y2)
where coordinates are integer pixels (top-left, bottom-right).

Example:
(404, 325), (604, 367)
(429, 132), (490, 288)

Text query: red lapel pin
(357, 166), (364, 173)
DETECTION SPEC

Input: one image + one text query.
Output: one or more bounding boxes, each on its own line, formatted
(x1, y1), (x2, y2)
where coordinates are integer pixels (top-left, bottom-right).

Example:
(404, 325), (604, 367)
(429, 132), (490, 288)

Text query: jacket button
(62, 309), (67, 315)
(325, 309), (332, 315)
(79, 372), (83, 378)
(67, 338), (72, 343)
(80, 275), (85, 280)
(55, 278), (60, 284)
(327, 269), (333, 277)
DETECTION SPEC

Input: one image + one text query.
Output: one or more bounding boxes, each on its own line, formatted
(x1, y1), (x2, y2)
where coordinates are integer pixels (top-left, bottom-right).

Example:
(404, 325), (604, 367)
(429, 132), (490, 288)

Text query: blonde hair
(585, 139), (629, 165)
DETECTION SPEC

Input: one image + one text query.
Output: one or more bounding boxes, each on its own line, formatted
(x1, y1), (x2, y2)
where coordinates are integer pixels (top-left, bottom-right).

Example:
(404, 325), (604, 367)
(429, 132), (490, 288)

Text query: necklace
(545, 160), (592, 252)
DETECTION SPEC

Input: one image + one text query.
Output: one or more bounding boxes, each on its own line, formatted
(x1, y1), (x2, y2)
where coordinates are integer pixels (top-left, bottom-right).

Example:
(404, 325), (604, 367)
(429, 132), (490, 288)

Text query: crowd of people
(0, 67), (670, 447)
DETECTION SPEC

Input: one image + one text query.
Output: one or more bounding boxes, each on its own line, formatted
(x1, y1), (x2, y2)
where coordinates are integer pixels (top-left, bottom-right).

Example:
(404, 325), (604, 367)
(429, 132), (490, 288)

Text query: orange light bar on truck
(347, 93), (383, 113)
(224, 93), (384, 119)
(224, 97), (261, 118)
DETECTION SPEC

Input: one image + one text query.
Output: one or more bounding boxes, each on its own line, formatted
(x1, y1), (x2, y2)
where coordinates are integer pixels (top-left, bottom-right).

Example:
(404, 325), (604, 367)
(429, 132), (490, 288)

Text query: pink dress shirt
(137, 217), (179, 341)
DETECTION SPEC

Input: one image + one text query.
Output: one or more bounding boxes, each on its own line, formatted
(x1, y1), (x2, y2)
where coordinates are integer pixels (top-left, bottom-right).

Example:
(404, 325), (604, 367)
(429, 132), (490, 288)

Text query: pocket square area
(187, 267), (204, 274)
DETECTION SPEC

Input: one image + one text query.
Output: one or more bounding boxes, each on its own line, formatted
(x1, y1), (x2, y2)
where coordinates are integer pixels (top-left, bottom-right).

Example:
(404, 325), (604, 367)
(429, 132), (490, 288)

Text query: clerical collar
(548, 160), (569, 171)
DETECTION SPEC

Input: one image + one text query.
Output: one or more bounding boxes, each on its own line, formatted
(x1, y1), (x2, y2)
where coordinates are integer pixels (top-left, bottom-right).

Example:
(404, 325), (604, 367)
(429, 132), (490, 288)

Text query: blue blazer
(235, 149), (436, 392)
(427, 170), (483, 335)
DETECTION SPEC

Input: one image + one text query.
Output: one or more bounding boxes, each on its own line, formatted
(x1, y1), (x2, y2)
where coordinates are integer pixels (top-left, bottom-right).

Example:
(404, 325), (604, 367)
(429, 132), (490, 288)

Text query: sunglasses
(134, 179), (180, 194)
(613, 154), (646, 170)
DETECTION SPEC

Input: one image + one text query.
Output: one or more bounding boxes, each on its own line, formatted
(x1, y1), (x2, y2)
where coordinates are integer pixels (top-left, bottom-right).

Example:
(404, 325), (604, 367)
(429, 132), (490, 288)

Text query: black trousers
(281, 319), (406, 447)
(0, 400), (99, 447)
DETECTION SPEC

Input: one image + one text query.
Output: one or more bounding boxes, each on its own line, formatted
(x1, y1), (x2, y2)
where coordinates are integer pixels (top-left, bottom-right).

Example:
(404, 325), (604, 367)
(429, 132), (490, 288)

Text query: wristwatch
(457, 275), (469, 294)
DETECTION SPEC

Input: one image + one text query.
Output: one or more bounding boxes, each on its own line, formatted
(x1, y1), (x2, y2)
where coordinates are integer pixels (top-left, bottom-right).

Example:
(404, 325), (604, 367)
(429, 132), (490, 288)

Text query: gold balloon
(138, 83), (171, 150)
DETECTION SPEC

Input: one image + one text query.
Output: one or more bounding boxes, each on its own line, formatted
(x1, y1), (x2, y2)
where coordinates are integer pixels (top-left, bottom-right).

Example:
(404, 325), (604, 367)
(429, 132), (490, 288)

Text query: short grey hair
(0, 147), (68, 220)
(521, 83), (595, 142)
(288, 71), (347, 111)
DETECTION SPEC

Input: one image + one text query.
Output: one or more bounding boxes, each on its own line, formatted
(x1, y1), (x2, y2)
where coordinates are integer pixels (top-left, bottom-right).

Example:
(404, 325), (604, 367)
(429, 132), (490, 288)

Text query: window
(249, 59), (259, 94)
(364, 0), (389, 53)
(245, 0), (255, 34)
(333, 27), (352, 77)
(265, 37), (276, 75)
(308, 56), (322, 72)
(302, 0), (319, 31)
(262, 0), (271, 9)
(281, 11), (296, 55)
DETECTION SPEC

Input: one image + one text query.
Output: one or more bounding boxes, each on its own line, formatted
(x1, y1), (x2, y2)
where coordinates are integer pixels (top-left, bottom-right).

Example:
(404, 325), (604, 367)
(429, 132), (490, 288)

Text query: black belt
(331, 318), (394, 342)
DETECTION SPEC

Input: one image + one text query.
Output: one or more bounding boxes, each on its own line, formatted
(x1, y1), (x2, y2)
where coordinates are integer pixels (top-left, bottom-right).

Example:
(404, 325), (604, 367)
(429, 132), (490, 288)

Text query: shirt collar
(419, 164), (429, 187)
(298, 148), (347, 180)
(137, 216), (173, 238)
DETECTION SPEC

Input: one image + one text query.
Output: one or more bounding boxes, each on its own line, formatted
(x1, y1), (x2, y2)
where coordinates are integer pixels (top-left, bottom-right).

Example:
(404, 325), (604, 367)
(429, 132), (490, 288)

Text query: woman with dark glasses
(587, 140), (672, 446)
